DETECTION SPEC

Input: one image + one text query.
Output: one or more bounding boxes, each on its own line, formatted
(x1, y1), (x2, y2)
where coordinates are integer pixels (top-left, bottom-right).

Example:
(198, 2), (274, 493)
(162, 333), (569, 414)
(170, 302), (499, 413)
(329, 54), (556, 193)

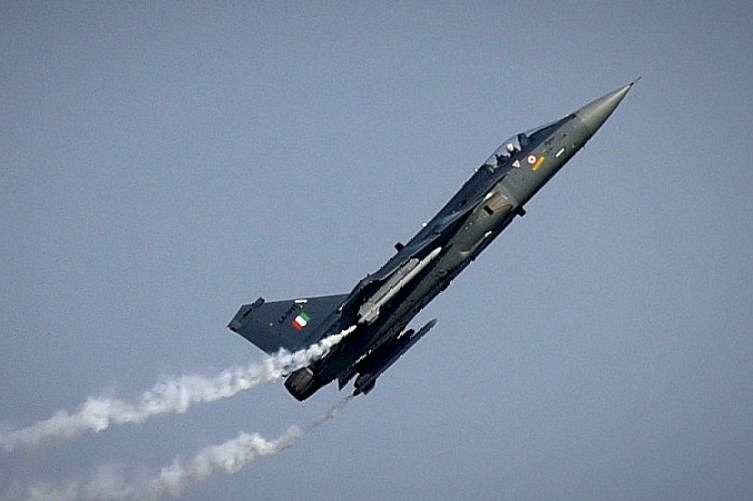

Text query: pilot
(505, 142), (517, 156)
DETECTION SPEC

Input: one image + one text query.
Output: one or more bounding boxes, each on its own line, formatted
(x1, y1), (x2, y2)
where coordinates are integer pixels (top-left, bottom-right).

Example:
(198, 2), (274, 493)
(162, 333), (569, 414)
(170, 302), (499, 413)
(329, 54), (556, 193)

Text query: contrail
(1, 326), (355, 453)
(12, 397), (353, 501)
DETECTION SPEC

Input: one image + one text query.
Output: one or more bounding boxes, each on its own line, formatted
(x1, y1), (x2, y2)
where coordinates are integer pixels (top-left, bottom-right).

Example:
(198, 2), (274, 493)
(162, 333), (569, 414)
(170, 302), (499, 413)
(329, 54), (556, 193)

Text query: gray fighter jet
(229, 83), (634, 401)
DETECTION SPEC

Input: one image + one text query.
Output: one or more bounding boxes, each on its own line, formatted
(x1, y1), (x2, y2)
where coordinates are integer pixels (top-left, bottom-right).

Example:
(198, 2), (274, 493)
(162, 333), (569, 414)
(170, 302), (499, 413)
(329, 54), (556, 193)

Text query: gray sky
(2, 2), (753, 500)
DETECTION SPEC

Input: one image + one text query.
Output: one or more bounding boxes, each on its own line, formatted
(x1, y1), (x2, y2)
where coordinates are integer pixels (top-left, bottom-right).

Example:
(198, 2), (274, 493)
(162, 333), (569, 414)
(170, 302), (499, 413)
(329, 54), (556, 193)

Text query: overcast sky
(2, 2), (753, 500)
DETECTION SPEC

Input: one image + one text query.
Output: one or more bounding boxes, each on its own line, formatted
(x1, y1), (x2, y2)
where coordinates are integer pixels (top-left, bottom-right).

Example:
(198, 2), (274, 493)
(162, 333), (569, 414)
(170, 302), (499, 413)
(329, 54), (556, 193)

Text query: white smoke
(13, 397), (353, 501)
(148, 396), (352, 499)
(1, 326), (355, 453)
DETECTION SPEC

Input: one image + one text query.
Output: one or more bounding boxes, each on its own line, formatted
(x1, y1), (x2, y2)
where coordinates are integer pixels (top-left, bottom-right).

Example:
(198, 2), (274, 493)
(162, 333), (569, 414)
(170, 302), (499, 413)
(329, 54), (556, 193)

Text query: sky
(2, 1), (753, 499)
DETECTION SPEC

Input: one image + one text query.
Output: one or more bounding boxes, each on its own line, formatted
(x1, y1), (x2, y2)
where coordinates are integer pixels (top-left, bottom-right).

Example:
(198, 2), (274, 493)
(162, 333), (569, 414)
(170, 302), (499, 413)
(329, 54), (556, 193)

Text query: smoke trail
(1, 326), (355, 453)
(147, 396), (352, 499)
(12, 397), (353, 501)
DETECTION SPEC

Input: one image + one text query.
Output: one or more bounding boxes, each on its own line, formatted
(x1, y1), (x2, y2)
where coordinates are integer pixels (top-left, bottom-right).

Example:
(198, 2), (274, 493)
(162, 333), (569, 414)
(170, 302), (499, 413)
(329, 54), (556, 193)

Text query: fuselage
(283, 83), (633, 400)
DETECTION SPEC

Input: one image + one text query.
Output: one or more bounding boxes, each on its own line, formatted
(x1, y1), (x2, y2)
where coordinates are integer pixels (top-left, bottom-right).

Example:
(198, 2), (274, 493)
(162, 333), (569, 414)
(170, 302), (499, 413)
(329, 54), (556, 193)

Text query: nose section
(576, 82), (634, 135)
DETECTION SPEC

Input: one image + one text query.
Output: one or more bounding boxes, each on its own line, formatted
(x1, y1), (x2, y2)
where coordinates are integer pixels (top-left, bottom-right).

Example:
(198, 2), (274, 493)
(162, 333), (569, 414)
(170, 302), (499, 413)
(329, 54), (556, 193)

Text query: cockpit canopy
(482, 133), (529, 169)
(481, 116), (571, 170)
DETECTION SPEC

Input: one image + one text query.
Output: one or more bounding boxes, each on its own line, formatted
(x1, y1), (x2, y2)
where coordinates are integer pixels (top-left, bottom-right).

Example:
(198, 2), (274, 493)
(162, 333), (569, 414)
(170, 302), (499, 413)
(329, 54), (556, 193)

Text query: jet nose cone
(576, 82), (634, 135)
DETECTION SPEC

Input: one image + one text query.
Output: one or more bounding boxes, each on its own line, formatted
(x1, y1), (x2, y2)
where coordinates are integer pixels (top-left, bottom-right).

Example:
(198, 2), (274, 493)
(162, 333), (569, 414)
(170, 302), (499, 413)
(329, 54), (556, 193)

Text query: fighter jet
(229, 83), (634, 401)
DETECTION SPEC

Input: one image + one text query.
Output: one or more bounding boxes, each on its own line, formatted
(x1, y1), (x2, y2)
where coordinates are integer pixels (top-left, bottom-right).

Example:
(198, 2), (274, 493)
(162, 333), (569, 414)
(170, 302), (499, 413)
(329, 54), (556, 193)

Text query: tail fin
(228, 294), (349, 354)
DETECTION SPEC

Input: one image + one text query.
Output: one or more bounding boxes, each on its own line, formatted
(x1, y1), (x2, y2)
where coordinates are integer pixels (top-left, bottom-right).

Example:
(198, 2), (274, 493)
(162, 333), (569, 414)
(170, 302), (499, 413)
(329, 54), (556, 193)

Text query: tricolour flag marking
(292, 311), (311, 331)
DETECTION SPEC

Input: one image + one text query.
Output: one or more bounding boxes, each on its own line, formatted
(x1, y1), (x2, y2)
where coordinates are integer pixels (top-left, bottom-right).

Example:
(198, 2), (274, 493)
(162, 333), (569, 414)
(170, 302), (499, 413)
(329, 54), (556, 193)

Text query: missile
(358, 247), (442, 324)
(353, 318), (437, 396)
